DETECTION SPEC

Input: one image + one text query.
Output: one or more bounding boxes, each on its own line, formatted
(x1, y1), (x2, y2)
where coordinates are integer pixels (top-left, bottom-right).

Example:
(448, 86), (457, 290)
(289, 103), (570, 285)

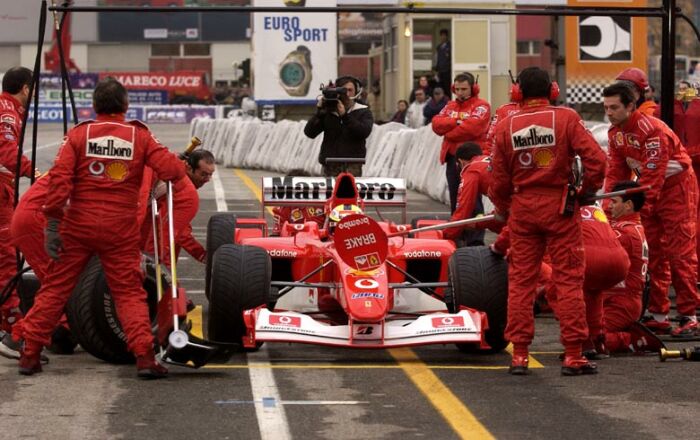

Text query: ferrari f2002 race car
(206, 171), (509, 352)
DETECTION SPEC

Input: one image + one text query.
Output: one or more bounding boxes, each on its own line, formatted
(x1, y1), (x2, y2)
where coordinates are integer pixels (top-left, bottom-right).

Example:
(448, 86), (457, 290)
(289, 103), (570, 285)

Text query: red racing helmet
(615, 68), (649, 93)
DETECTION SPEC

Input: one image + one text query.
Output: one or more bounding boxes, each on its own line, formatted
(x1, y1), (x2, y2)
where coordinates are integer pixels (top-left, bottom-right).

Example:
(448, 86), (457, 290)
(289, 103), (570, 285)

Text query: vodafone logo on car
(269, 315), (301, 327)
(268, 249), (298, 258)
(403, 250), (442, 258)
(431, 316), (465, 328)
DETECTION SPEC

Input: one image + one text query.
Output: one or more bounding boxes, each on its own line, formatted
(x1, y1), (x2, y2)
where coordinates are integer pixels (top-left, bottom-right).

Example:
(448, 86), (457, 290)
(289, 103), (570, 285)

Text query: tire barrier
(190, 117), (452, 204)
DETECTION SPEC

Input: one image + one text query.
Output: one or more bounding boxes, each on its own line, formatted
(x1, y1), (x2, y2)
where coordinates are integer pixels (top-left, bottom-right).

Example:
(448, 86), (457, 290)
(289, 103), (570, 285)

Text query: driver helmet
(328, 204), (363, 233)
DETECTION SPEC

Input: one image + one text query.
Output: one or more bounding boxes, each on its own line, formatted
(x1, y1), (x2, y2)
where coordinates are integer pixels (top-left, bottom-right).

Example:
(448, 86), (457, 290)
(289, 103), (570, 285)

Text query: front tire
(448, 246), (508, 353)
(208, 244), (271, 344)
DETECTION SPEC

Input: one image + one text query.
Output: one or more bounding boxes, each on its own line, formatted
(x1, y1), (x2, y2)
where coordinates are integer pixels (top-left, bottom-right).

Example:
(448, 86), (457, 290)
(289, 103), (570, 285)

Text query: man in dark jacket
(304, 76), (374, 176)
(423, 87), (449, 124)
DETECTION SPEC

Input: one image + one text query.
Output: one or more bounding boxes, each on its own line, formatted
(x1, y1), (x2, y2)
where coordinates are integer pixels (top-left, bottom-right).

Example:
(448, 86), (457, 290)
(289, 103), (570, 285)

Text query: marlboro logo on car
(262, 177), (406, 206)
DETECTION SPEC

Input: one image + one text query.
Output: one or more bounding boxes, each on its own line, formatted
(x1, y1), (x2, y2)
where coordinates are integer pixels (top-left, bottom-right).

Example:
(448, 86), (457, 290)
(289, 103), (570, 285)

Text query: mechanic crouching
(141, 149), (216, 266)
(12, 78), (185, 379)
(489, 67), (607, 376)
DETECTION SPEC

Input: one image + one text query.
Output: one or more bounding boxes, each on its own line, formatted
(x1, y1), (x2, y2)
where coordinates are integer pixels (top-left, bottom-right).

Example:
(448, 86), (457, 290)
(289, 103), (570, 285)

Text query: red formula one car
(206, 171), (509, 352)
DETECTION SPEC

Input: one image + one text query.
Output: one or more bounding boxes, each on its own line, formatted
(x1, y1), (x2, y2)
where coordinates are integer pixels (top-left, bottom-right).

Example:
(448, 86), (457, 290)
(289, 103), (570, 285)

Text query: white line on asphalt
(212, 169), (291, 440)
(248, 350), (292, 440)
(215, 399), (368, 406)
(212, 170), (229, 212)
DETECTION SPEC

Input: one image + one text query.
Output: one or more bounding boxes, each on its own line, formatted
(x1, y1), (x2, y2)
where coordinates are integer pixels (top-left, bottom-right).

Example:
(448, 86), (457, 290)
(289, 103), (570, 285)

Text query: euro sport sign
(332, 214), (388, 271)
(262, 177), (406, 207)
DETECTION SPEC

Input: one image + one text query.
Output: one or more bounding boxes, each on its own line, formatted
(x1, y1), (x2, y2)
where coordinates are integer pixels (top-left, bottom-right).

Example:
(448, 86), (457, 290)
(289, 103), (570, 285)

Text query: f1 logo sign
(578, 16), (631, 61)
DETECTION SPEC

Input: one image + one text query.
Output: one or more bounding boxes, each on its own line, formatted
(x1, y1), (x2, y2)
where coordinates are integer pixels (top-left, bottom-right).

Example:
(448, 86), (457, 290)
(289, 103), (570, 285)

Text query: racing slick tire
(205, 213), (237, 299)
(448, 246), (508, 353)
(66, 257), (160, 364)
(208, 244), (271, 345)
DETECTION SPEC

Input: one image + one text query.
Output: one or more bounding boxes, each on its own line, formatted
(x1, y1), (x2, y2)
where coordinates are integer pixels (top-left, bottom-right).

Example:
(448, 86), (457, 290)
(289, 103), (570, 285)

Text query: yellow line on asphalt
(233, 168), (497, 439)
(203, 363), (510, 370)
(506, 343), (545, 368)
(389, 348), (495, 439)
(188, 305), (203, 339)
(233, 168), (275, 215)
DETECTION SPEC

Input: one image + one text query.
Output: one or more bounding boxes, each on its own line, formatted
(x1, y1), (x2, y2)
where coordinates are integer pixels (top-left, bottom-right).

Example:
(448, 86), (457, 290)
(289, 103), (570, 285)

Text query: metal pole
(660, 0), (676, 127)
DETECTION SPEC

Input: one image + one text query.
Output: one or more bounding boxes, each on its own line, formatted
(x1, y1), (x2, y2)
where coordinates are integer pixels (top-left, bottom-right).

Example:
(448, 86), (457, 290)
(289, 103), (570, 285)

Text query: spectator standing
(434, 29), (452, 93)
(390, 100), (408, 124)
(423, 87), (448, 124)
(406, 89), (427, 128)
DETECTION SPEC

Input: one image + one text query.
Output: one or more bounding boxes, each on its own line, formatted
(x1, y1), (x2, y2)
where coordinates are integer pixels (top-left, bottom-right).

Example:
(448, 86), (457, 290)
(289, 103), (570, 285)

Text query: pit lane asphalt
(1, 123), (698, 440)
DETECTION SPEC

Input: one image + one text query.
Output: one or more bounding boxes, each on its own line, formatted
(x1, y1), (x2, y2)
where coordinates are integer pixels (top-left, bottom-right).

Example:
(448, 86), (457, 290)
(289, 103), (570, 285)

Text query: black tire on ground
(17, 272), (41, 315)
(205, 213), (237, 299)
(448, 246), (509, 353)
(66, 257), (159, 364)
(208, 244), (271, 344)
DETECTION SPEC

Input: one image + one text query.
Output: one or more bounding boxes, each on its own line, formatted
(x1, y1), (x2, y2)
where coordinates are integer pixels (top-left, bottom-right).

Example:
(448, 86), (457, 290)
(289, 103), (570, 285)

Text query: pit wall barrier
(190, 116), (612, 207)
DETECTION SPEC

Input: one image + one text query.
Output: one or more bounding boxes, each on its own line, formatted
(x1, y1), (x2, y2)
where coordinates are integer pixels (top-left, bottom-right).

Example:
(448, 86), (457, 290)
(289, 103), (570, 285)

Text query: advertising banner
(565, 0), (648, 104)
(39, 73), (99, 90)
(98, 72), (206, 92)
(128, 91), (169, 105)
(253, 0), (338, 104)
(143, 106), (216, 124)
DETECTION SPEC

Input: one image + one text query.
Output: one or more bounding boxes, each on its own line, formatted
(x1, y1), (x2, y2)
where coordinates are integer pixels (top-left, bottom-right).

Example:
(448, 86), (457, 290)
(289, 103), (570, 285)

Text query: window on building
(151, 43), (180, 57)
(516, 40), (541, 56)
(183, 43), (211, 57)
(342, 42), (373, 56)
(391, 25), (399, 71)
(384, 29), (392, 72)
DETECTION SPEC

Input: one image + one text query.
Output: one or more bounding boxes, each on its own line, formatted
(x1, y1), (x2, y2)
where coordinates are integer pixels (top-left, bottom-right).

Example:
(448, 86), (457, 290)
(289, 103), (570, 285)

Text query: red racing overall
(0, 92), (33, 332)
(603, 213), (648, 351)
(489, 98), (606, 358)
(605, 111), (698, 318)
(444, 155), (494, 239)
(14, 115), (185, 358)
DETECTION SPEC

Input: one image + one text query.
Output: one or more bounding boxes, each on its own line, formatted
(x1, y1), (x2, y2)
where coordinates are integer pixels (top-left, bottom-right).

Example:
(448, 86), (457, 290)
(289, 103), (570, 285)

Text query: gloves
(45, 218), (64, 261)
(489, 244), (505, 260)
(577, 190), (597, 207)
(493, 210), (507, 223)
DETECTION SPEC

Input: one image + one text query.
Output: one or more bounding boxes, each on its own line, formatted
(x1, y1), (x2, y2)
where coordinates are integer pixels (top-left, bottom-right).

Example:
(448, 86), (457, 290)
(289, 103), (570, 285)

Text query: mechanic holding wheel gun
(12, 78), (185, 379)
(489, 67), (607, 376)
(140, 148), (216, 267)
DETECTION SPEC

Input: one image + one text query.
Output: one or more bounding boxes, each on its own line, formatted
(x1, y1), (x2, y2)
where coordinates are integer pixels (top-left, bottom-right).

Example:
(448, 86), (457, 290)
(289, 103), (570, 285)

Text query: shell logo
(105, 161), (129, 181)
(533, 149), (554, 168)
(593, 208), (608, 223)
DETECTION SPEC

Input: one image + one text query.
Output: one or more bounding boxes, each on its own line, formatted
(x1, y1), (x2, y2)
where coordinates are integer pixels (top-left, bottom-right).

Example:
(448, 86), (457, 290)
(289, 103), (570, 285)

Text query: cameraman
(304, 76), (374, 176)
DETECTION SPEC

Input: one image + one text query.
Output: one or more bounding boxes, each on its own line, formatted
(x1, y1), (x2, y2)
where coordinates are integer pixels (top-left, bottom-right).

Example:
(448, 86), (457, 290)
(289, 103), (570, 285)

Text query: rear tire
(205, 213), (236, 299)
(208, 244), (271, 345)
(448, 246), (508, 353)
(66, 257), (159, 364)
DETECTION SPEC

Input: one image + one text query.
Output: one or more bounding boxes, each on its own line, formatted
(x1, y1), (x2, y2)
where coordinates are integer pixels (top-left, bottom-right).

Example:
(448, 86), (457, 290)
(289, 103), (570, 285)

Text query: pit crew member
(0, 67), (37, 335)
(489, 67), (607, 376)
(303, 76), (374, 177)
(603, 181), (663, 353)
(616, 68), (658, 116)
(141, 149), (215, 266)
(431, 72), (491, 213)
(602, 82), (699, 338)
(12, 78), (185, 378)
(442, 142), (495, 244)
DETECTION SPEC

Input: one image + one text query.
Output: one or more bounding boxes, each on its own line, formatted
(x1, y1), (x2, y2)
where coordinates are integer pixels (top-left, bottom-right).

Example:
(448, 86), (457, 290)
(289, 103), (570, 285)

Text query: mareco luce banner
(253, 0), (338, 104)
